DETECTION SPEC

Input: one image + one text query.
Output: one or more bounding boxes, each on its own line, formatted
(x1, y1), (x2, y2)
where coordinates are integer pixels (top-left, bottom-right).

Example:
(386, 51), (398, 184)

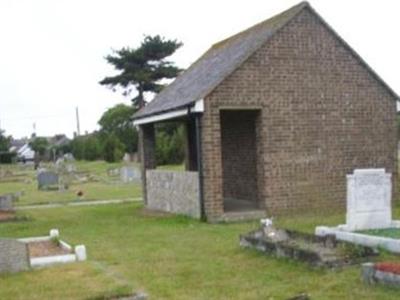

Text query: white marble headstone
(346, 168), (392, 230)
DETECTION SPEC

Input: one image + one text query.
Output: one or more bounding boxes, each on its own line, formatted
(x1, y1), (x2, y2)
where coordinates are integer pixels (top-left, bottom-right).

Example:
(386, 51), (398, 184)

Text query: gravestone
(120, 166), (141, 183)
(346, 169), (392, 230)
(0, 239), (30, 273)
(107, 168), (120, 176)
(0, 194), (14, 211)
(37, 171), (59, 190)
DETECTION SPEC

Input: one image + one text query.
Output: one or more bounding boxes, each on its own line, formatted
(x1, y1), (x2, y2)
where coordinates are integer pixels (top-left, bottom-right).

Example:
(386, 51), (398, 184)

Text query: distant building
(9, 134), (70, 162)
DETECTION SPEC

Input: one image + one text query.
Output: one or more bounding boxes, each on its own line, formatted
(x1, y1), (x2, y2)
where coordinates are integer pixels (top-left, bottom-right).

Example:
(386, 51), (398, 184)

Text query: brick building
(133, 2), (398, 222)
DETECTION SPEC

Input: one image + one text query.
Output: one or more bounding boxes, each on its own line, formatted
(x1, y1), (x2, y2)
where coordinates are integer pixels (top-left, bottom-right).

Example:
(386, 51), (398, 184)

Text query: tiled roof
(133, 2), (309, 119)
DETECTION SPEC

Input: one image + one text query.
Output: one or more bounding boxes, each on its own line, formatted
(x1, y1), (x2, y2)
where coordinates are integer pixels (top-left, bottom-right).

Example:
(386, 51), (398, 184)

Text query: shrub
(70, 134), (102, 161)
(102, 134), (125, 163)
(0, 152), (17, 164)
(155, 123), (185, 165)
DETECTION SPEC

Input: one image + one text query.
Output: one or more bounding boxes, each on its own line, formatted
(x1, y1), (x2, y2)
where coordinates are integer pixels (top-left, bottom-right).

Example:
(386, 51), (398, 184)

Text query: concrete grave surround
(146, 170), (200, 218)
(0, 239), (30, 273)
(18, 229), (87, 268)
(316, 169), (400, 253)
(346, 169), (392, 231)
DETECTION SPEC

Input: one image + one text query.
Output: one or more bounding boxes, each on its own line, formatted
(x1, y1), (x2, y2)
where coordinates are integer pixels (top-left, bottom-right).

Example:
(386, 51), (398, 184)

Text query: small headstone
(0, 194), (14, 211)
(66, 164), (76, 173)
(50, 229), (59, 239)
(346, 169), (392, 230)
(63, 153), (75, 161)
(37, 171), (59, 190)
(120, 166), (141, 183)
(0, 239), (30, 273)
(75, 245), (87, 261)
(107, 168), (120, 176)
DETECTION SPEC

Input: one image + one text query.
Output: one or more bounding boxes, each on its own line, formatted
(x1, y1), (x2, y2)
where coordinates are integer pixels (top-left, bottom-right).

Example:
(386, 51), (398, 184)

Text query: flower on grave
(260, 218), (273, 228)
(375, 262), (400, 275)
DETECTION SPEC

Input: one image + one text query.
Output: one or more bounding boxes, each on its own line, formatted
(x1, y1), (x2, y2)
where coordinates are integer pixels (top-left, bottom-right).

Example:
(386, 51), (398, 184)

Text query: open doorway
(220, 109), (261, 212)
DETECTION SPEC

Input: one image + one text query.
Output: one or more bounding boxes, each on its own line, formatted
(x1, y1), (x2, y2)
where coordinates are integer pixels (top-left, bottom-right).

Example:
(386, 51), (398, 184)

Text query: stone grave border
(362, 262), (400, 287)
(18, 229), (87, 268)
(315, 222), (400, 253)
(241, 227), (377, 268)
(316, 168), (400, 253)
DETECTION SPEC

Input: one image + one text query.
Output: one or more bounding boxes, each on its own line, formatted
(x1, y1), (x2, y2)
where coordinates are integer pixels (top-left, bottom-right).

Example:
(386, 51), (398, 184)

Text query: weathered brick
(201, 8), (397, 218)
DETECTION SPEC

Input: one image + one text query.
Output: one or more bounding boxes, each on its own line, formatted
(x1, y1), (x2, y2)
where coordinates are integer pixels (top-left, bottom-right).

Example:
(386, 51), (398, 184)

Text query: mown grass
(1, 203), (400, 299)
(0, 161), (141, 206)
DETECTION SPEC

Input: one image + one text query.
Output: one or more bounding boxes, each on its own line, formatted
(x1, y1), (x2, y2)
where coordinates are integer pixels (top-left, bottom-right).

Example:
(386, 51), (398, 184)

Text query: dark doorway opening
(220, 109), (261, 212)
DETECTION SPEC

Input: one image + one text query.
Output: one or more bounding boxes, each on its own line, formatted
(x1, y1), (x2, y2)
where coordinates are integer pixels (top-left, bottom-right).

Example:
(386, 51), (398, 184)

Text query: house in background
(9, 134), (70, 162)
(133, 2), (398, 222)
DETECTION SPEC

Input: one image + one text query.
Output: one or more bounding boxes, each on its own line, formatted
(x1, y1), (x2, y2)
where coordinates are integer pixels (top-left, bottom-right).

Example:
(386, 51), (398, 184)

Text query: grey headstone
(0, 194), (14, 211)
(120, 166), (141, 183)
(0, 239), (30, 273)
(37, 171), (59, 190)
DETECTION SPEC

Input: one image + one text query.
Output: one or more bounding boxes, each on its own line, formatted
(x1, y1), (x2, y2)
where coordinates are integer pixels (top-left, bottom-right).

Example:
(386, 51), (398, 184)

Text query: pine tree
(100, 35), (183, 108)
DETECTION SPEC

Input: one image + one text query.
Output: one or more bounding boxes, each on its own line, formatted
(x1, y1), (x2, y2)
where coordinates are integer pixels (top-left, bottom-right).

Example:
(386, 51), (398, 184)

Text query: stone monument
(0, 239), (30, 273)
(315, 168), (400, 253)
(120, 166), (141, 183)
(37, 170), (59, 190)
(345, 169), (392, 230)
(0, 194), (14, 211)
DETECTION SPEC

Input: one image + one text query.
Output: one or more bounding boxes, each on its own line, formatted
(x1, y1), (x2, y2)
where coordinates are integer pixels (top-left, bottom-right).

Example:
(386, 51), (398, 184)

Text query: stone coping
(362, 262), (400, 286)
(316, 221), (400, 254)
(18, 229), (87, 268)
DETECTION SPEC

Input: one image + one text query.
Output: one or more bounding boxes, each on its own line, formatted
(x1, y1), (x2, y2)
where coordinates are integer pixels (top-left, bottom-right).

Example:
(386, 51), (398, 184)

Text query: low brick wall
(0, 239), (30, 273)
(146, 170), (200, 218)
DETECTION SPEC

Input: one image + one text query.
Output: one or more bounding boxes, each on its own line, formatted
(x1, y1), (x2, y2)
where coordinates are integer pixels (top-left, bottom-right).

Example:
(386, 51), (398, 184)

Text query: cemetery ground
(1, 162), (400, 299)
(0, 161), (142, 206)
(1, 204), (400, 298)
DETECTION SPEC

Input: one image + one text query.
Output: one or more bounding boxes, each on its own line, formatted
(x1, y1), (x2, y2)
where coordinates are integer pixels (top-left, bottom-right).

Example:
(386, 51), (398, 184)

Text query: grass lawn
(1, 203), (400, 299)
(0, 161), (142, 206)
(358, 228), (400, 239)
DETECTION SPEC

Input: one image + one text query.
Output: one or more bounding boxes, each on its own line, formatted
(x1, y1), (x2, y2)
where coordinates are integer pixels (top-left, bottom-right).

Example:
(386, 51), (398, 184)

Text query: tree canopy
(0, 130), (10, 152)
(98, 103), (138, 153)
(100, 35), (183, 108)
(29, 137), (49, 156)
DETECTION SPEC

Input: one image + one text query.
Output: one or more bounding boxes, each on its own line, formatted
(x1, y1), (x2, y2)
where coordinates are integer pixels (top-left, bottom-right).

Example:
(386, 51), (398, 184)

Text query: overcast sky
(0, 0), (399, 139)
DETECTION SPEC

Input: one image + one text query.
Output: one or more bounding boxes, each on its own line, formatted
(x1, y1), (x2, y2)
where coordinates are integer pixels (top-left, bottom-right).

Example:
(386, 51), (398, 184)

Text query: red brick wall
(201, 8), (397, 220)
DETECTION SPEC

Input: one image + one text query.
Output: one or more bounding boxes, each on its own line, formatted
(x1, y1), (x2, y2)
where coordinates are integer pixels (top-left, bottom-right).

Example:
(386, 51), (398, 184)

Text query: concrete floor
(223, 198), (259, 212)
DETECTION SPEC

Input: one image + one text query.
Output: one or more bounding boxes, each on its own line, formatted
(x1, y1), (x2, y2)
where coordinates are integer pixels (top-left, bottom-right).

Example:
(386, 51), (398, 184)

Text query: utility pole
(76, 107), (81, 136)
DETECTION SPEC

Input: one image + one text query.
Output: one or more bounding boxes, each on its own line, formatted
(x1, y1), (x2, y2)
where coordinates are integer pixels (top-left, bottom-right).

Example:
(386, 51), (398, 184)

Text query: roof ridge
(133, 1), (310, 119)
(211, 1), (309, 50)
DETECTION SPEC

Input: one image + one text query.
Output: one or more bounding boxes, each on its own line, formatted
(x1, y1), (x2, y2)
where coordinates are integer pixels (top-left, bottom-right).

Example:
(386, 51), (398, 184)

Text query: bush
(102, 134), (125, 163)
(155, 123), (185, 165)
(0, 152), (17, 164)
(83, 136), (102, 161)
(70, 134), (102, 161)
